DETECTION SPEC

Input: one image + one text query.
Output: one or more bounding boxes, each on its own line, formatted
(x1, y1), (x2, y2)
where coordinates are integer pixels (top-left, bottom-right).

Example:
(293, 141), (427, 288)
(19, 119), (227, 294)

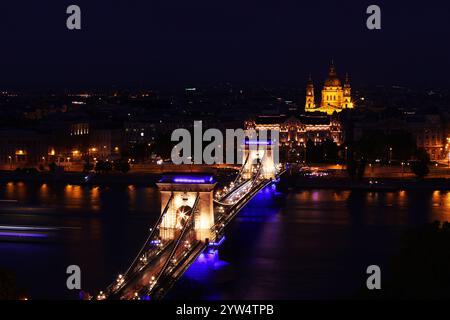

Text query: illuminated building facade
(446, 136), (450, 163)
(305, 61), (353, 115)
(245, 115), (343, 160)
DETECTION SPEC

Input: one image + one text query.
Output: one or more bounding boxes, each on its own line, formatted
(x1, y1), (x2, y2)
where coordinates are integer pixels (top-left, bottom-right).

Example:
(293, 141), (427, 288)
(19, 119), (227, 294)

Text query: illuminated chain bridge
(96, 141), (284, 300)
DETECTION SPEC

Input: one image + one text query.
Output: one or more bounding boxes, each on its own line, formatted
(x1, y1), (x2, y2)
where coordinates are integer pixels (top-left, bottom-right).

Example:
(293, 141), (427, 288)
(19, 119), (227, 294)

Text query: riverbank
(1, 171), (449, 191)
(0, 169), (236, 187)
(0, 171), (161, 186)
(290, 176), (450, 191)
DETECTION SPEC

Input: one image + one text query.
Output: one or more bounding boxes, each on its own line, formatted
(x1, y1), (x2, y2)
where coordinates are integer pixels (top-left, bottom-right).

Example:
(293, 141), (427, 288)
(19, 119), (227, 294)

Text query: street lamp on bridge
(389, 147), (393, 165)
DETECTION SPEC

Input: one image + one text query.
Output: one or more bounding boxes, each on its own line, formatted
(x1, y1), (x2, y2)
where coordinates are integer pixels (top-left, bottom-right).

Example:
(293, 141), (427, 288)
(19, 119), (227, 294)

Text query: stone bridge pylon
(242, 139), (277, 180)
(156, 174), (216, 242)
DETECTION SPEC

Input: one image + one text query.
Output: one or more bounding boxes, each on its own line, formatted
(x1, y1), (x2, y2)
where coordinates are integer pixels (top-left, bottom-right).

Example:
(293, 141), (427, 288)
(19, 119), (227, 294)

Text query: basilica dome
(324, 76), (342, 87)
(324, 62), (341, 87)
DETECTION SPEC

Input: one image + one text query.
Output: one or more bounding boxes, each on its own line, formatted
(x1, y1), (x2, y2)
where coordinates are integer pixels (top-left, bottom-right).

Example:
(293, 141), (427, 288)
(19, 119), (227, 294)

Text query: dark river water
(0, 181), (449, 299)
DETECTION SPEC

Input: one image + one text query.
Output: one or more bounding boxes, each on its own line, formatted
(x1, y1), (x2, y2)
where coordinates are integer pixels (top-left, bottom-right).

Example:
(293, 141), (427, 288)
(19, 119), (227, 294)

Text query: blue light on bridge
(208, 236), (226, 247)
(182, 249), (231, 285)
(160, 175), (215, 184)
(244, 140), (272, 146)
(234, 183), (283, 222)
(174, 177), (213, 184)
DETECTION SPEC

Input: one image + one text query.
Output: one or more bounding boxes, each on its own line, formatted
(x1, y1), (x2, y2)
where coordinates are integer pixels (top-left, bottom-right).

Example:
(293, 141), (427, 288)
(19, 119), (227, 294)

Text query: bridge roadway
(99, 171), (283, 300)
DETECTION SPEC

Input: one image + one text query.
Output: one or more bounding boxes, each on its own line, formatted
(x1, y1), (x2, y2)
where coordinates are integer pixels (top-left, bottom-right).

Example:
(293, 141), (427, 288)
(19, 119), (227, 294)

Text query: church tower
(305, 74), (315, 112)
(342, 73), (353, 109)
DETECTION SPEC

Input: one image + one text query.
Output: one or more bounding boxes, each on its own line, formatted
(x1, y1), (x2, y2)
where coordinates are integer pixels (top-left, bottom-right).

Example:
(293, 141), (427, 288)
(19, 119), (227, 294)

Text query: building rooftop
(253, 114), (331, 126)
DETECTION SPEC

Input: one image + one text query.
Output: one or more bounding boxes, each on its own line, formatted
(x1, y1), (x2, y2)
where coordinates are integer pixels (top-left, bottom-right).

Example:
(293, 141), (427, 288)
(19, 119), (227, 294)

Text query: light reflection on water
(0, 181), (449, 299)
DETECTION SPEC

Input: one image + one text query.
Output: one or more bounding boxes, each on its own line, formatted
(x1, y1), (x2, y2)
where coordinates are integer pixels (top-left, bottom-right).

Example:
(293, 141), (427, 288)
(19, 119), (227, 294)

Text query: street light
(389, 147), (393, 165)
(447, 152), (450, 172)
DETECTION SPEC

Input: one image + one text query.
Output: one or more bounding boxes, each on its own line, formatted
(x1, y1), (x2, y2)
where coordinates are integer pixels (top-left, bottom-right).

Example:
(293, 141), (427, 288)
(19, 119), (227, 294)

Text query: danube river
(0, 181), (449, 299)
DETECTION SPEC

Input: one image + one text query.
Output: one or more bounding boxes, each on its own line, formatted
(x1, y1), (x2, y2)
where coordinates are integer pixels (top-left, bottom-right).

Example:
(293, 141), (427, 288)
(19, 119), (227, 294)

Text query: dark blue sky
(0, 0), (449, 89)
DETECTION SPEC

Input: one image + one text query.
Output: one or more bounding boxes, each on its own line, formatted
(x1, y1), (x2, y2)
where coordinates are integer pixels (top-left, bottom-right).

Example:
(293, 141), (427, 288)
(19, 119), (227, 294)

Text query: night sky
(0, 0), (449, 89)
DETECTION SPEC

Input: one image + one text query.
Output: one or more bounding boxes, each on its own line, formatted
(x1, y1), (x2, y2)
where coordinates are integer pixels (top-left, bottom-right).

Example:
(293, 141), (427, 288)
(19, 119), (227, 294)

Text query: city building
(124, 122), (159, 145)
(88, 129), (123, 161)
(305, 61), (353, 115)
(353, 114), (446, 161)
(0, 130), (50, 169)
(245, 114), (343, 160)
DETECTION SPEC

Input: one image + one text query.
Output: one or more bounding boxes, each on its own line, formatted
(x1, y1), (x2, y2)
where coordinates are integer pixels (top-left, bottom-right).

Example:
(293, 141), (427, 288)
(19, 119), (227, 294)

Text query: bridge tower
(242, 140), (276, 180)
(156, 174), (216, 242)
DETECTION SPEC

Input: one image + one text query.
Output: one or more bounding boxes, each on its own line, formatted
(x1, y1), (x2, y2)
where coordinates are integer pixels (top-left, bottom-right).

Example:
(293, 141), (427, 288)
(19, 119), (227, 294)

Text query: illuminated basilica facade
(244, 62), (351, 160)
(305, 61), (353, 115)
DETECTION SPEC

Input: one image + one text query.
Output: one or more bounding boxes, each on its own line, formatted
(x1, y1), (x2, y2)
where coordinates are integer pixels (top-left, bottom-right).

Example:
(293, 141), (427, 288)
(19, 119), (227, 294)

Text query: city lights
(0, 2), (449, 306)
